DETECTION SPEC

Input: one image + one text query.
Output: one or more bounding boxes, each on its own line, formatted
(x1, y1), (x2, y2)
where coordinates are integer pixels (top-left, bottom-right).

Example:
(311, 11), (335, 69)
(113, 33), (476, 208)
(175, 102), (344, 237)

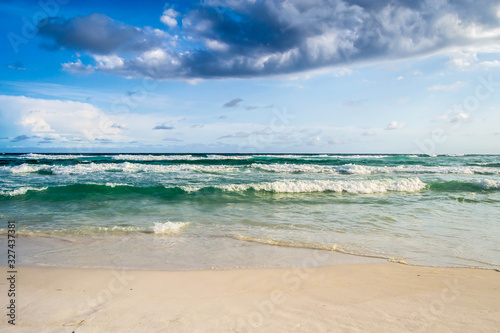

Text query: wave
(253, 154), (396, 160)
(428, 179), (500, 192)
(3, 177), (500, 199)
(252, 163), (334, 173)
(0, 221), (190, 236)
(212, 178), (427, 194)
(111, 154), (252, 161)
(5, 162), (498, 175)
(0, 178), (425, 199)
(231, 235), (389, 260)
(177, 178), (427, 194)
(152, 221), (190, 234)
(232, 235), (350, 252)
(467, 163), (500, 167)
(473, 179), (500, 189)
(18, 153), (92, 160)
(0, 162), (237, 175)
(251, 163), (500, 175)
(0, 186), (48, 196)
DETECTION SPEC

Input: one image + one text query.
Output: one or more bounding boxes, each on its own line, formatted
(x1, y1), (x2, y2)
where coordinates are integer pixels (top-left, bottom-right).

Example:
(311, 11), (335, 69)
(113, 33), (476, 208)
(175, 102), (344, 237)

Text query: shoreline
(2, 234), (498, 272)
(2, 263), (499, 332)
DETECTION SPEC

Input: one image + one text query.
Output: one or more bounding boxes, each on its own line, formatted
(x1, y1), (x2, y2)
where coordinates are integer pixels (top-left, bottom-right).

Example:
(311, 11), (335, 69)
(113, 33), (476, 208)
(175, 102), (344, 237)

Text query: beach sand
(1, 263), (499, 332)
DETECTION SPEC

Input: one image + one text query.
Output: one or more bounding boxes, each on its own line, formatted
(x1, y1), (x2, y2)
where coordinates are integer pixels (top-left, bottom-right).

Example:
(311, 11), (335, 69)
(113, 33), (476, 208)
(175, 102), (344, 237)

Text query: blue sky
(1, 0), (500, 153)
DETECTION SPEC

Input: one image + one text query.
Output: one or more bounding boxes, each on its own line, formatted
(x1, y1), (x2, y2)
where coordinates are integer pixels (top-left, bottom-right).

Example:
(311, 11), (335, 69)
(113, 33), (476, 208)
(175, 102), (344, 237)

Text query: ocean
(1, 153), (499, 270)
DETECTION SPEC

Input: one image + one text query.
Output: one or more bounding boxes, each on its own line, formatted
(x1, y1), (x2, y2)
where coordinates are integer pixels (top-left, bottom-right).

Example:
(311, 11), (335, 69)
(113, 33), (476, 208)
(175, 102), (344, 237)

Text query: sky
(1, 0), (500, 153)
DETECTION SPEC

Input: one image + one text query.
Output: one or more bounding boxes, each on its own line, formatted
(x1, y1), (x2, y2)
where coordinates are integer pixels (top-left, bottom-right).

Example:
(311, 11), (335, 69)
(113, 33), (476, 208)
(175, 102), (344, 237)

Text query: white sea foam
(5, 163), (48, 173)
(251, 163), (334, 173)
(20, 153), (92, 159)
(152, 221), (190, 234)
(214, 178), (427, 194)
(251, 163), (500, 175)
(3, 161), (499, 176)
(473, 179), (500, 189)
(97, 226), (145, 233)
(111, 154), (251, 161)
(327, 155), (391, 159)
(5, 162), (236, 175)
(105, 183), (132, 188)
(255, 154), (391, 159)
(205, 154), (252, 160)
(0, 186), (48, 196)
(253, 163), (494, 175)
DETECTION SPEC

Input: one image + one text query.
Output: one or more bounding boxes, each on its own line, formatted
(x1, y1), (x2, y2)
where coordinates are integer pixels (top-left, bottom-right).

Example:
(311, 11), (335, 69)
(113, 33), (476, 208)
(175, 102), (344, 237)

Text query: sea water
(0, 153), (499, 269)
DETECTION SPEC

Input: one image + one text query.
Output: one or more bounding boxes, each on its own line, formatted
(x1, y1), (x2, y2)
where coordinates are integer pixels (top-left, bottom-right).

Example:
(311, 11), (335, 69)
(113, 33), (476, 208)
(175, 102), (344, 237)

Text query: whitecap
(152, 221), (190, 234)
(0, 187), (48, 196)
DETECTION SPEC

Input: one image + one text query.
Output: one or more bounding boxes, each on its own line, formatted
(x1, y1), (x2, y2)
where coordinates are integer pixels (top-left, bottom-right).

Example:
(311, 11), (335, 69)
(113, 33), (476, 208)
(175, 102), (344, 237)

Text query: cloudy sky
(1, 0), (500, 153)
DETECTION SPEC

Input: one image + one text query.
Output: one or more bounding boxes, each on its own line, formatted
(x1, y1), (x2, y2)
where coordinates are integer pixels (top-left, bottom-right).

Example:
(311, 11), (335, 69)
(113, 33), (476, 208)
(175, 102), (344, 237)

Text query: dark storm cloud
(94, 138), (113, 144)
(37, 14), (164, 54)
(246, 104), (274, 110)
(163, 137), (183, 142)
(223, 98), (243, 108)
(11, 135), (31, 142)
(217, 132), (250, 139)
(48, 0), (500, 79)
(153, 124), (174, 130)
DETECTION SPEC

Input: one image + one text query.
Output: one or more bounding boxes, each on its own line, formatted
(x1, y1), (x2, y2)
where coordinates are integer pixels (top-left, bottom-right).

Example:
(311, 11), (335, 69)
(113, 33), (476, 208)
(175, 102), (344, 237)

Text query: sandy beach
(1, 263), (499, 332)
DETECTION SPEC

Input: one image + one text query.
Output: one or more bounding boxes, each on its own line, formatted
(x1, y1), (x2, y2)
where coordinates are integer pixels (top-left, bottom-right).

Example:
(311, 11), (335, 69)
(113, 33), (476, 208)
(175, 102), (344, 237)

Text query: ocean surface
(1, 153), (499, 270)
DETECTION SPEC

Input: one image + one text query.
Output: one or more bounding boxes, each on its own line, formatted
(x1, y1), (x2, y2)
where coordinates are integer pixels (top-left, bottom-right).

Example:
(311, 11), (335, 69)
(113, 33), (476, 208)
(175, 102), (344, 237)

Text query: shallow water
(1, 153), (499, 269)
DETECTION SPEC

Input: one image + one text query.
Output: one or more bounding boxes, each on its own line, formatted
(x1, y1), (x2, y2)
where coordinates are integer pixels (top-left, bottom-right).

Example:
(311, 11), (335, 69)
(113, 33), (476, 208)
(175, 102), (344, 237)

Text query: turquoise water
(1, 153), (499, 269)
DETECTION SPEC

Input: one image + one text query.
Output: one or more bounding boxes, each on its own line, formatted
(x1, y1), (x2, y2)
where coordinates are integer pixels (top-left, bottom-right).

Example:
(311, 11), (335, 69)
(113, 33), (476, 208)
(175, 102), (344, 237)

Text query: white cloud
(62, 59), (95, 74)
(141, 48), (170, 66)
(160, 8), (179, 28)
(204, 39), (230, 52)
(436, 112), (471, 123)
(0, 95), (124, 146)
(94, 54), (125, 70)
(385, 121), (405, 130)
(480, 60), (500, 68)
(21, 116), (54, 132)
(450, 113), (470, 123)
(333, 68), (354, 77)
(446, 51), (478, 70)
(427, 81), (467, 91)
